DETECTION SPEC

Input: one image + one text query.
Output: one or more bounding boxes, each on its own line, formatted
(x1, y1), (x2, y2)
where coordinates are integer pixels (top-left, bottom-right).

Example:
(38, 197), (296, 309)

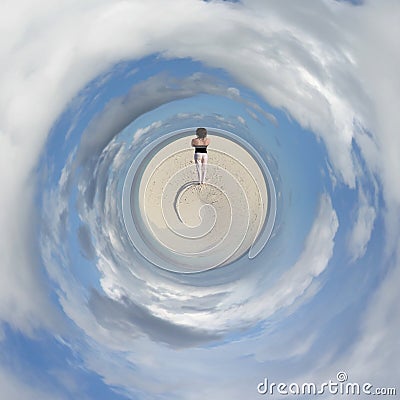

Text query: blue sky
(1, 1), (399, 399)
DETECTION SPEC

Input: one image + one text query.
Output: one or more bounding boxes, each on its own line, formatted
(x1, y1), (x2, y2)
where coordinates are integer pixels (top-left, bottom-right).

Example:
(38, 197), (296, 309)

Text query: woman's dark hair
(196, 127), (207, 139)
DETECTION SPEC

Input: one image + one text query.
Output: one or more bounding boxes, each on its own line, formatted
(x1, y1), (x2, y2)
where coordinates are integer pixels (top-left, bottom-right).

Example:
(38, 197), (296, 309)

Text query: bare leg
(201, 155), (208, 184)
(195, 155), (202, 184)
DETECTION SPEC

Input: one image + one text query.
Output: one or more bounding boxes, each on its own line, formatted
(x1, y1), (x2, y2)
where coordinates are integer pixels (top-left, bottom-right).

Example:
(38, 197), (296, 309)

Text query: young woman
(191, 127), (210, 184)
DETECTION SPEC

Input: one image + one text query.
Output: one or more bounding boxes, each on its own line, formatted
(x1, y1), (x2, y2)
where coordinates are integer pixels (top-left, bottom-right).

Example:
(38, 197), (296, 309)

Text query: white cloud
(0, 168), (62, 334)
(237, 115), (246, 125)
(348, 187), (376, 262)
(133, 120), (162, 143)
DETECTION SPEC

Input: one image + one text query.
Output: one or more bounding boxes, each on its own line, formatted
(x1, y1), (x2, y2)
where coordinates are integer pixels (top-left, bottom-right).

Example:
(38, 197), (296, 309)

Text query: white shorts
(194, 153), (208, 163)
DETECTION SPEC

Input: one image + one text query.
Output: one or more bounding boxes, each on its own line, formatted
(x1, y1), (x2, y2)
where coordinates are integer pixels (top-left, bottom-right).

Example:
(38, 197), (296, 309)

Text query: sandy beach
(134, 134), (269, 272)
